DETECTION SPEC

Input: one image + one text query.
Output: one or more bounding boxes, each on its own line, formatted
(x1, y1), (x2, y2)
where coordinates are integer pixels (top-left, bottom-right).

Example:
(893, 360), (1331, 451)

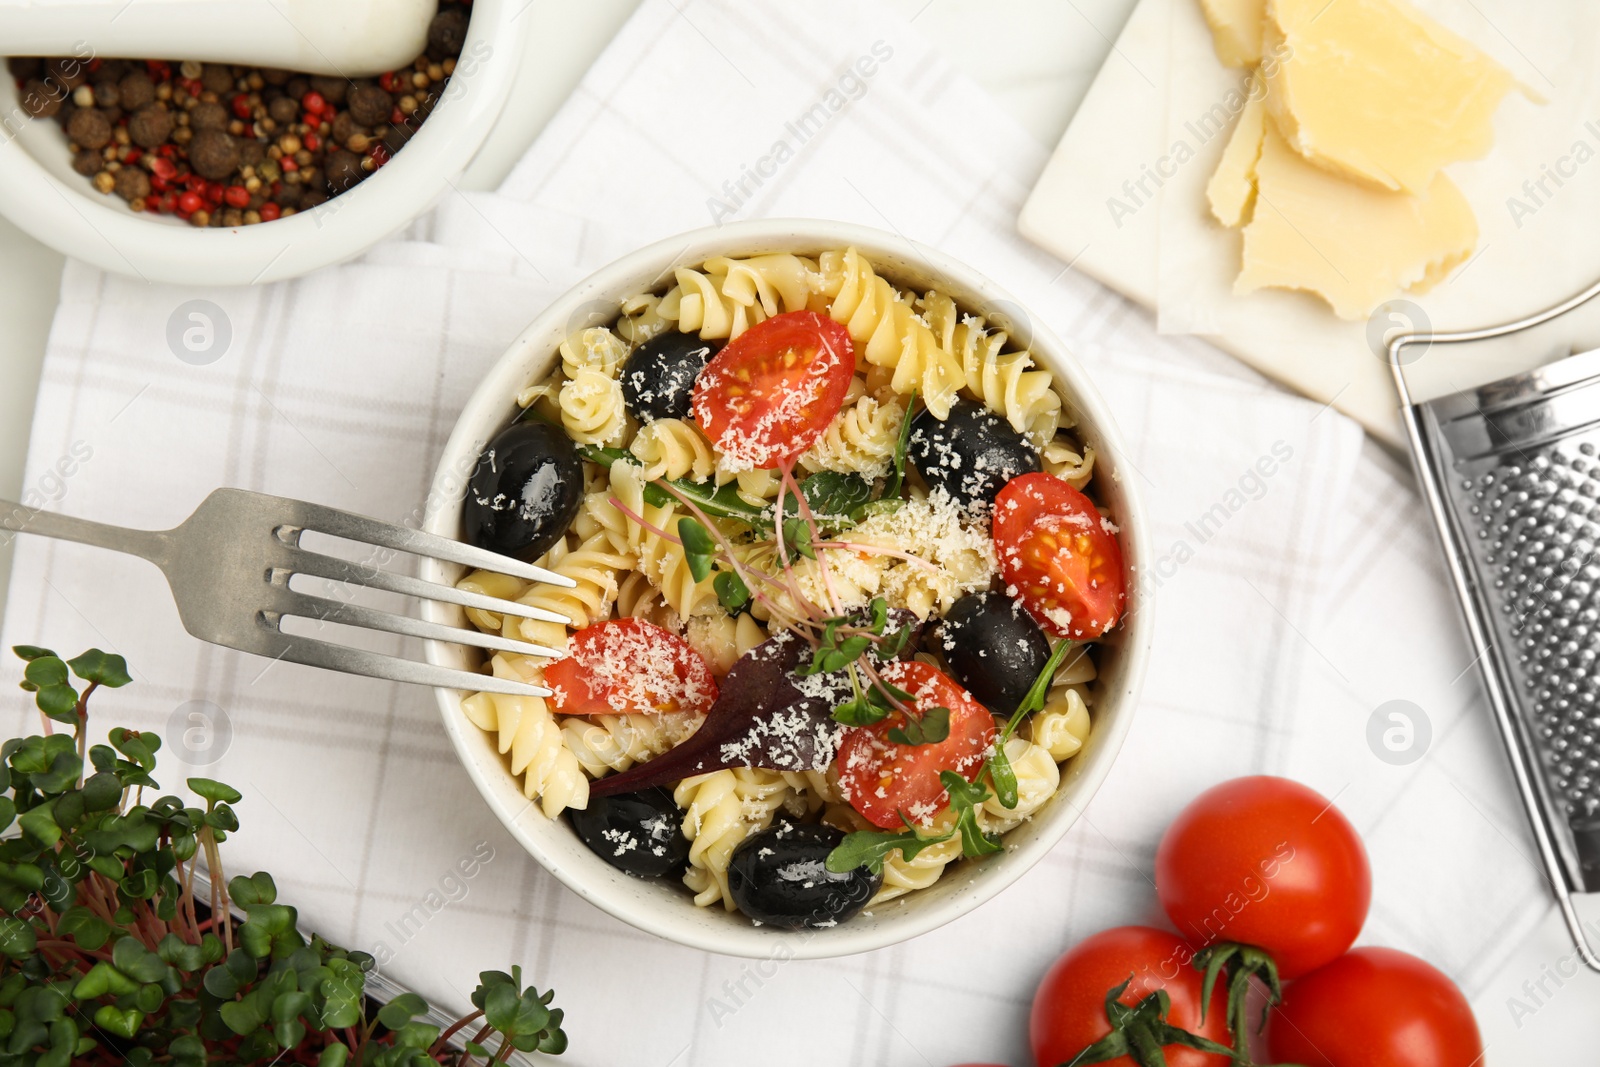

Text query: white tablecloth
(0, 1), (1557, 1063)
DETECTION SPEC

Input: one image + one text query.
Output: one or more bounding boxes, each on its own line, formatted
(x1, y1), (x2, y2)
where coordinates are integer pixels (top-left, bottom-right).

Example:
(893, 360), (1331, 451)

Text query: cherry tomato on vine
(993, 472), (1125, 640)
(835, 661), (995, 830)
(1029, 926), (1231, 1067)
(545, 618), (717, 717)
(691, 310), (856, 469)
(1154, 776), (1370, 979)
(1266, 948), (1483, 1067)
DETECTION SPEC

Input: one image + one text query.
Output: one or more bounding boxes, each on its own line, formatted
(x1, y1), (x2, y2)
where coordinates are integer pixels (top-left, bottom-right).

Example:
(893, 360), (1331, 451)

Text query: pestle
(0, 0), (440, 78)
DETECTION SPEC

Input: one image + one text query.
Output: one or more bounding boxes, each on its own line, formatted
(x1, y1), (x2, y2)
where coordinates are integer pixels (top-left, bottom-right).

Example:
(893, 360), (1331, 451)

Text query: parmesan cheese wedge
(1262, 0), (1513, 195)
(1234, 125), (1477, 320)
(1206, 75), (1268, 227)
(1199, 0), (1266, 67)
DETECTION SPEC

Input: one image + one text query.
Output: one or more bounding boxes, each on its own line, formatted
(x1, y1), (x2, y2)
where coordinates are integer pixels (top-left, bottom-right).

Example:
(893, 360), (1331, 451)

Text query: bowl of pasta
(420, 219), (1152, 958)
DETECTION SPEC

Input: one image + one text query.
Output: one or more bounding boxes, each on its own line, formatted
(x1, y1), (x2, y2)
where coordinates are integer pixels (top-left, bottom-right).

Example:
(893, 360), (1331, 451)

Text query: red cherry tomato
(835, 661), (995, 830)
(993, 472), (1125, 640)
(1155, 776), (1370, 979)
(1266, 948), (1483, 1067)
(1030, 926), (1231, 1067)
(691, 310), (856, 469)
(544, 618), (717, 717)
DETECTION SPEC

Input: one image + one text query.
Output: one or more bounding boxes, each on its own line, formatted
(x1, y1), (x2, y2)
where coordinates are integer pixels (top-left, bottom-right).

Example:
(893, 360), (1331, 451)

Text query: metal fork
(0, 488), (573, 698)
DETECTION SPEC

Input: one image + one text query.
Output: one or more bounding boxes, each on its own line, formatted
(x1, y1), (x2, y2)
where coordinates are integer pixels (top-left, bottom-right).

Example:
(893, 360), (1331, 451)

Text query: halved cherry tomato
(835, 661), (996, 830)
(1155, 776), (1370, 979)
(544, 618), (717, 717)
(691, 310), (856, 469)
(1030, 926), (1231, 1067)
(993, 472), (1125, 639)
(1266, 948), (1482, 1067)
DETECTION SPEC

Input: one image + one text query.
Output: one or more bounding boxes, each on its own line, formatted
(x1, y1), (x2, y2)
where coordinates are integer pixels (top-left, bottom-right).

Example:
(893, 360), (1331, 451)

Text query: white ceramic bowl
(0, 0), (523, 286)
(421, 219), (1153, 959)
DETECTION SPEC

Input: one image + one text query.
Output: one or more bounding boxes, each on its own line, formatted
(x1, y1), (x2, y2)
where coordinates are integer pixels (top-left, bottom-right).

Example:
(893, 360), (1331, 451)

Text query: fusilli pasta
(608, 461), (718, 619)
(817, 248), (966, 419)
(462, 691), (588, 818)
(921, 292), (1063, 447)
(630, 417), (716, 482)
(560, 712), (701, 780)
(798, 394), (905, 480)
(659, 254), (818, 340)
(559, 367), (628, 446)
(685, 612), (768, 676)
(675, 769), (794, 908)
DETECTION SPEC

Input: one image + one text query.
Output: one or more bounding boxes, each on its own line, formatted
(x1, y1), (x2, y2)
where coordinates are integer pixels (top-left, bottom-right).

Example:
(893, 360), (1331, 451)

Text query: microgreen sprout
(1, 645), (566, 1067)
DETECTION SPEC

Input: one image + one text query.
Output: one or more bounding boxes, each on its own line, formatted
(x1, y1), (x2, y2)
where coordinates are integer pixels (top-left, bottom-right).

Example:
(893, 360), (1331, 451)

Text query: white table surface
(5, 0), (1589, 1055)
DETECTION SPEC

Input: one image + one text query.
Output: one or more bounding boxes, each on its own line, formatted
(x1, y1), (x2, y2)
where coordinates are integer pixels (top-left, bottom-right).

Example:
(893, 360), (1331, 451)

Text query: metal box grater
(1391, 281), (1600, 972)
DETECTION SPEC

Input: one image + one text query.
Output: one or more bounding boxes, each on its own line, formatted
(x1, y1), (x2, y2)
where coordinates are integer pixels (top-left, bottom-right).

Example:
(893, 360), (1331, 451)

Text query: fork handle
(0, 498), (168, 563)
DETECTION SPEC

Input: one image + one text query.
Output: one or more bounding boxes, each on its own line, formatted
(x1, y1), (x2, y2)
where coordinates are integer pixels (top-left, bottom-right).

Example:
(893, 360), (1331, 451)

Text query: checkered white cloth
(1, 1), (1552, 1063)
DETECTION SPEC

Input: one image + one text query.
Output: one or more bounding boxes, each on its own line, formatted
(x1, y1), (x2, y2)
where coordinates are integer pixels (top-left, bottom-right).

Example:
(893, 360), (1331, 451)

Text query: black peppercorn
(346, 84), (393, 126)
(118, 71), (156, 111)
(189, 128), (241, 180)
(71, 149), (103, 176)
(323, 149), (365, 193)
(190, 100), (229, 131)
(267, 96), (299, 125)
(114, 167), (151, 202)
(428, 9), (470, 59)
(308, 75), (349, 105)
(201, 64), (235, 95)
(66, 108), (112, 150)
(128, 104), (174, 148)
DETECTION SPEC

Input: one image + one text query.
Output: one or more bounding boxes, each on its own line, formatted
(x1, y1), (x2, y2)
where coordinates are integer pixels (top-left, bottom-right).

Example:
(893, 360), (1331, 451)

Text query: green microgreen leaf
(713, 570), (751, 613)
(11, 645), (57, 662)
(577, 445), (770, 524)
(794, 471), (874, 524)
(825, 815), (956, 875)
(187, 777), (242, 806)
(940, 771), (1003, 859)
(879, 389), (917, 500)
(887, 705), (950, 746)
(677, 517), (717, 582)
(984, 639), (1078, 811)
(780, 517), (816, 563)
(66, 649), (132, 688)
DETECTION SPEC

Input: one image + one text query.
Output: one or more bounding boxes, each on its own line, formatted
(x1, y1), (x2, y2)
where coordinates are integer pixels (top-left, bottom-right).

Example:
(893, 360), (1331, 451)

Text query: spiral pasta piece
(684, 612), (768, 676)
(462, 691), (588, 818)
(630, 417), (716, 482)
(559, 367), (628, 446)
(921, 292), (1063, 447)
(675, 769), (793, 908)
(608, 461), (718, 619)
(798, 394), (905, 480)
(872, 822), (964, 904)
(560, 712), (701, 780)
(504, 531), (635, 652)
(660, 254), (818, 340)
(818, 248), (965, 419)
(980, 738), (1061, 833)
(1029, 683), (1093, 762)
(560, 326), (629, 381)
(1044, 437), (1096, 491)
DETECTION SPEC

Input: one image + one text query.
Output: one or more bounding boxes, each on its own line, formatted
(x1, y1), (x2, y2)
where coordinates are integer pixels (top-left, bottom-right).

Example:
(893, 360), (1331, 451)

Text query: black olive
(619, 331), (720, 423)
(727, 821), (880, 929)
(567, 787), (689, 880)
(462, 421), (582, 560)
(939, 592), (1051, 715)
(908, 398), (1040, 510)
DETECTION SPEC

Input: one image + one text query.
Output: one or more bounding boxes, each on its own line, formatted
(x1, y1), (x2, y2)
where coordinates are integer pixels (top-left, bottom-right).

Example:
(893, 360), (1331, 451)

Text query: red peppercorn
(147, 60), (171, 81)
(87, 58), (103, 74)
(303, 133), (320, 152)
(230, 94), (253, 120)
(224, 185), (249, 208)
(302, 90), (327, 115)
(207, 182), (226, 205)
(187, 174), (207, 191)
(125, 148), (144, 165)
(369, 143), (391, 167)
(177, 190), (202, 215)
(259, 202), (282, 222)
(150, 156), (176, 180)
(390, 107), (405, 126)
(280, 157), (299, 172)
(158, 144), (178, 158)
(379, 72), (396, 93)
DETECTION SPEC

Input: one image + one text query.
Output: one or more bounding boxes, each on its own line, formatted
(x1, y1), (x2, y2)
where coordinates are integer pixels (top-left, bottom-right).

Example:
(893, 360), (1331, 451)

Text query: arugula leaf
(876, 622), (914, 660)
(825, 816), (957, 875)
(677, 517), (717, 582)
(887, 706), (950, 747)
(779, 517), (816, 563)
(985, 639), (1078, 810)
(577, 444), (770, 524)
(941, 771), (1003, 858)
(713, 571), (750, 613)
